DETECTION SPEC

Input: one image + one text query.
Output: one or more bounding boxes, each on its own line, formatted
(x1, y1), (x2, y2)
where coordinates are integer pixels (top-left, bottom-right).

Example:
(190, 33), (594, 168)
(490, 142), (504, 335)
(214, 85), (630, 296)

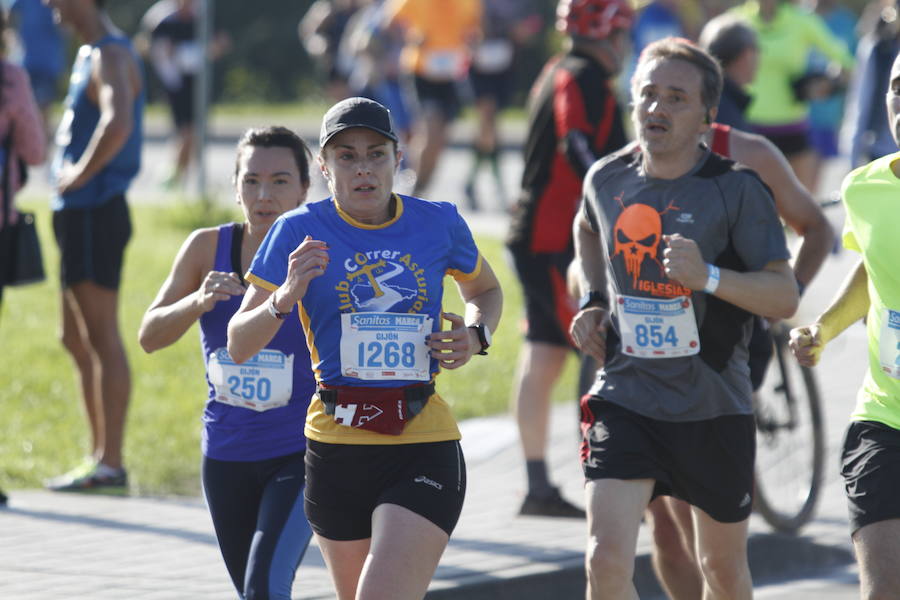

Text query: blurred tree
(101, 0), (319, 103)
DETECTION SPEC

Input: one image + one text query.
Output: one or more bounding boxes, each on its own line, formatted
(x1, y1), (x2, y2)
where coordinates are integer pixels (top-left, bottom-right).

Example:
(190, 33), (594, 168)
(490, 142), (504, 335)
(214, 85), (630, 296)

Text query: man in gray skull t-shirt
(580, 142), (790, 421)
(570, 38), (799, 599)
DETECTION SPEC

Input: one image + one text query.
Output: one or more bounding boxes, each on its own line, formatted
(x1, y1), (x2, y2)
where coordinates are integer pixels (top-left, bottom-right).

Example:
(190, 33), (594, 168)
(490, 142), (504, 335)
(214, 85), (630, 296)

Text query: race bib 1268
(340, 312), (432, 381)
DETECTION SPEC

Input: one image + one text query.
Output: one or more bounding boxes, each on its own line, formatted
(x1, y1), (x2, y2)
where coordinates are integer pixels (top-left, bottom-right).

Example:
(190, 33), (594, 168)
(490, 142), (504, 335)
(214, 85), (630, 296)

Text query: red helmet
(556, 0), (635, 40)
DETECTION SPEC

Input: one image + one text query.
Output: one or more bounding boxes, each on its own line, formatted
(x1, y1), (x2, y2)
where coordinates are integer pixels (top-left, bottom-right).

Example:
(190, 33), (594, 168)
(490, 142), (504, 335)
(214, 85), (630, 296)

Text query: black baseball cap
(319, 97), (399, 148)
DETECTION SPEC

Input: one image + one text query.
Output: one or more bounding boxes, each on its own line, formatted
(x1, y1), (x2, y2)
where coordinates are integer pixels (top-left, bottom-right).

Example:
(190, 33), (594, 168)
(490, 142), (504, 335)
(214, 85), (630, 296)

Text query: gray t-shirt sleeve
(582, 156), (620, 234)
(726, 170), (791, 271)
(582, 197), (600, 234)
(582, 176), (599, 233)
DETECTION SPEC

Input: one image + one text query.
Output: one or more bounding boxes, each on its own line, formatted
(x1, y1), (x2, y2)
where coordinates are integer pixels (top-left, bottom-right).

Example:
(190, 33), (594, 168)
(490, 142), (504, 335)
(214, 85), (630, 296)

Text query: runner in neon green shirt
(841, 154), (900, 430)
(731, 0), (853, 190)
(790, 52), (900, 599)
(733, 0), (853, 126)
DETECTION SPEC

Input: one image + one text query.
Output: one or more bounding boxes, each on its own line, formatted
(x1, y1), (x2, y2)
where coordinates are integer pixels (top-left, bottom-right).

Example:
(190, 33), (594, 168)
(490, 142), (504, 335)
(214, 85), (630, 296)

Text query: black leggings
(202, 451), (312, 600)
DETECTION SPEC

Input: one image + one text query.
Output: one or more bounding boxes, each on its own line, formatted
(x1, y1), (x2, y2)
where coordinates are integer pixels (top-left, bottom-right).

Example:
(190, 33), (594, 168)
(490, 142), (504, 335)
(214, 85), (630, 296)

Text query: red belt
(318, 382), (435, 436)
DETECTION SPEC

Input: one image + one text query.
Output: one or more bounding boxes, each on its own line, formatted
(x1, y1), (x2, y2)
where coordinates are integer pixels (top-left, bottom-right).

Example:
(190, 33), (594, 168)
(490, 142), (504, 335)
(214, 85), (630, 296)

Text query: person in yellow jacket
(384, 0), (481, 196)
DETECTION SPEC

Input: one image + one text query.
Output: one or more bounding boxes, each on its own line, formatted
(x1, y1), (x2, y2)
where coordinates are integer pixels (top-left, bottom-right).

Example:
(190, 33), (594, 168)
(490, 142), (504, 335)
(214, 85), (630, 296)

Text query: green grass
(54, 100), (529, 127)
(209, 101), (528, 124)
(210, 101), (331, 121)
(0, 198), (579, 496)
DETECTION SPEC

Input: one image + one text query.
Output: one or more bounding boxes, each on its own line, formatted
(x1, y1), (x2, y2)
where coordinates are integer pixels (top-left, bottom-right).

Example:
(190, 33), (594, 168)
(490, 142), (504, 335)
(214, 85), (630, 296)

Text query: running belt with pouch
(318, 382), (435, 436)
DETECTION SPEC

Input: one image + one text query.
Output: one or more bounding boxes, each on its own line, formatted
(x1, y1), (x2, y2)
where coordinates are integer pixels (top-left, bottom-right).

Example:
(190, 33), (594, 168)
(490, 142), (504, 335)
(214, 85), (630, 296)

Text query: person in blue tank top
(43, 0), (144, 494)
(138, 127), (316, 600)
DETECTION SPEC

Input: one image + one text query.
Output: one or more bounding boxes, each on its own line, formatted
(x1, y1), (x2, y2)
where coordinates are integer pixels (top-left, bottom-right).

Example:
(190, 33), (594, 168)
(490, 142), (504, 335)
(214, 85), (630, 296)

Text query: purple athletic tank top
(198, 223), (313, 461)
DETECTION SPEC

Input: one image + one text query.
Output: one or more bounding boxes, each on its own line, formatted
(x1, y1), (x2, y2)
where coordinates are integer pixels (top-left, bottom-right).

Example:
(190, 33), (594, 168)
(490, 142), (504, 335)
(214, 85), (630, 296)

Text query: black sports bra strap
(230, 223), (245, 285)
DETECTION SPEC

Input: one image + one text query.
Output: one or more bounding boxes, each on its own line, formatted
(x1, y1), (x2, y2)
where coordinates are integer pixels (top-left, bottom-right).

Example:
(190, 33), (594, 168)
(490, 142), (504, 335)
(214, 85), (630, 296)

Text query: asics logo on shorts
(414, 475), (443, 490)
(739, 492), (751, 508)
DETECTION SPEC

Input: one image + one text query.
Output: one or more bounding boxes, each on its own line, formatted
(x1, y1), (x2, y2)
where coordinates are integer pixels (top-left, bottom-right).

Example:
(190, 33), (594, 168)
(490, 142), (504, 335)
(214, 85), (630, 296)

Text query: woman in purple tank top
(138, 127), (316, 600)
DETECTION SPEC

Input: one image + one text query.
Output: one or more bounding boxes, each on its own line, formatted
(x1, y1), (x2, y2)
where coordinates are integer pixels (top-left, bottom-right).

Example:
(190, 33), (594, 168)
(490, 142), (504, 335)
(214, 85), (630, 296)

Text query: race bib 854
(616, 294), (700, 358)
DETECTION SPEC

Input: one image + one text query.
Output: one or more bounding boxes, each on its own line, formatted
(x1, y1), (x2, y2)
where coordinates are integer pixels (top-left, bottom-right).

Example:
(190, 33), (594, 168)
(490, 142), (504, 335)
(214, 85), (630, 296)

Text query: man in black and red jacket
(507, 0), (633, 518)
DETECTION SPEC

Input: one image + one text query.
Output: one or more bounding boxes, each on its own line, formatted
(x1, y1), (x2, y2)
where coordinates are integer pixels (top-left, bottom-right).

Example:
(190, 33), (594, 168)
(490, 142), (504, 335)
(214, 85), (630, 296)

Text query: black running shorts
(409, 75), (462, 122)
(52, 194), (131, 290)
(167, 76), (195, 128)
(581, 398), (756, 523)
(841, 419), (900, 534)
(469, 64), (515, 108)
(509, 245), (576, 347)
(760, 129), (810, 158)
(304, 439), (466, 541)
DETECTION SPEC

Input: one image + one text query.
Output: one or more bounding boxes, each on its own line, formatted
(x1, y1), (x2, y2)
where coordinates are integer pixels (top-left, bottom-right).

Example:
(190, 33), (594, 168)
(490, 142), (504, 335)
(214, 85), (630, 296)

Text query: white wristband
(704, 264), (720, 294)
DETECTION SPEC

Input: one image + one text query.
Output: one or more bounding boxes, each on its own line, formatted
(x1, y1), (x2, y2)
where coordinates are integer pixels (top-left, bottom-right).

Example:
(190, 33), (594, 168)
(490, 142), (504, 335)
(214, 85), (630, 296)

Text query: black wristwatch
(578, 290), (609, 311)
(468, 323), (492, 356)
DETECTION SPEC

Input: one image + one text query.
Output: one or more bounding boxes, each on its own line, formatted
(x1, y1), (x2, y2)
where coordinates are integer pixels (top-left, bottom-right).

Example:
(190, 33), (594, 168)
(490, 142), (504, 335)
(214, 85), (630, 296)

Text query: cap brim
(320, 124), (399, 149)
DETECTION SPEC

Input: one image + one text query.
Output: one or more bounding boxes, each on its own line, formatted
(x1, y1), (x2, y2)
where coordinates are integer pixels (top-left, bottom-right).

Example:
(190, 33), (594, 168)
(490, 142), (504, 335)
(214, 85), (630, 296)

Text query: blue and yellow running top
(247, 194), (482, 445)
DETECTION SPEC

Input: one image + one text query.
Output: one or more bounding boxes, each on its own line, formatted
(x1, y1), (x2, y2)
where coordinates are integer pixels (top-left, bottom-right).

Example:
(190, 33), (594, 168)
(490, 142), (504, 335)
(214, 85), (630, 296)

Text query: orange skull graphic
(612, 195), (679, 287)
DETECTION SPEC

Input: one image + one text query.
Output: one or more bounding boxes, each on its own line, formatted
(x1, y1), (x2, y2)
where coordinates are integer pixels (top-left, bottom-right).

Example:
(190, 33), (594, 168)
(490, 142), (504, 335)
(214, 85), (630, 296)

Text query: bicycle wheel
(753, 325), (826, 534)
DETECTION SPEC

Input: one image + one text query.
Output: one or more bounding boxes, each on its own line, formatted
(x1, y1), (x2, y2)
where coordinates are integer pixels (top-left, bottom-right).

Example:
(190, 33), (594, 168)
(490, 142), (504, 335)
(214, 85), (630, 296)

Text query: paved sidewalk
(0, 400), (855, 600)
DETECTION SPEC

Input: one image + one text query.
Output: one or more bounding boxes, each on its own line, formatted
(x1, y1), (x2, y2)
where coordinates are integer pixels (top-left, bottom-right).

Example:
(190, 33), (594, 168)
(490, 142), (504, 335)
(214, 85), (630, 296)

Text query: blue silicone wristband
(703, 264), (720, 294)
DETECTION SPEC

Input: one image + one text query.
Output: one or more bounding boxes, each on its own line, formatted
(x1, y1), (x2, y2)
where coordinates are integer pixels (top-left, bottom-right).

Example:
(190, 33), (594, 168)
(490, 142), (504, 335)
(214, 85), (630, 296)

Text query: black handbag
(4, 210), (44, 286)
(1, 116), (44, 287)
